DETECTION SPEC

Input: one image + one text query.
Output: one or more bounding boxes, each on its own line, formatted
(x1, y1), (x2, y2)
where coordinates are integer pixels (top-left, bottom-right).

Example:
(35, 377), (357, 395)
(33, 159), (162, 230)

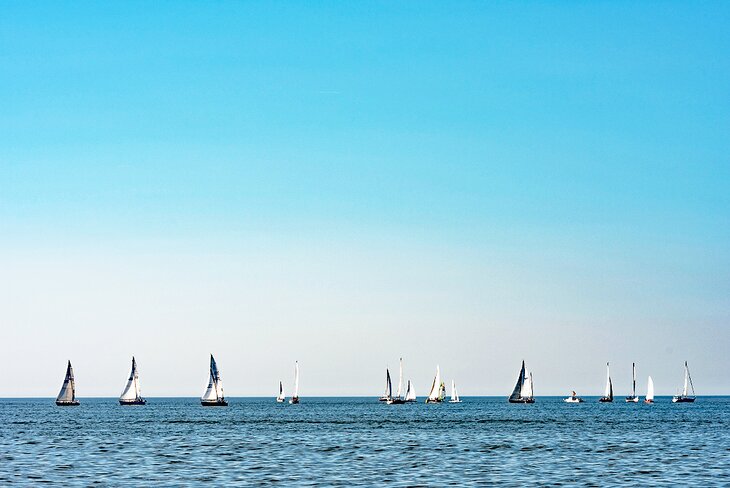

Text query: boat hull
(201, 399), (228, 406)
(424, 399), (443, 404)
(119, 398), (147, 406)
(276, 398), (285, 403)
(672, 396), (695, 403)
(644, 400), (654, 404)
(289, 397), (300, 404)
(55, 400), (80, 406)
(625, 396), (639, 403)
(387, 398), (406, 405)
(449, 400), (462, 403)
(508, 398), (534, 404)
(598, 397), (613, 403)
(564, 397), (584, 403)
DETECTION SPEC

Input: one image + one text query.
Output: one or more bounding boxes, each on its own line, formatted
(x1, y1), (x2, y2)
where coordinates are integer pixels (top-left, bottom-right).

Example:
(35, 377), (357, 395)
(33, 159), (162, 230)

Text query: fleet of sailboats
(56, 360), (80, 406)
(119, 356), (146, 406)
(599, 362), (613, 403)
(289, 361), (300, 404)
(672, 361), (696, 403)
(51, 358), (700, 405)
(201, 354), (227, 406)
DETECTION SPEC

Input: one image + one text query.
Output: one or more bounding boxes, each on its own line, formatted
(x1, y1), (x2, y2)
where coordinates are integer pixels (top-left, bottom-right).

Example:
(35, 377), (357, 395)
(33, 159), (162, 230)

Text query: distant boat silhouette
(276, 381), (285, 403)
(201, 354), (227, 406)
(599, 362), (613, 403)
(387, 358), (406, 404)
(625, 362), (639, 403)
(672, 361), (696, 403)
(404, 380), (416, 403)
(564, 390), (584, 403)
(425, 365), (445, 403)
(119, 356), (146, 405)
(449, 380), (462, 403)
(56, 360), (80, 406)
(644, 376), (655, 404)
(378, 367), (391, 402)
(289, 361), (300, 404)
(508, 360), (534, 403)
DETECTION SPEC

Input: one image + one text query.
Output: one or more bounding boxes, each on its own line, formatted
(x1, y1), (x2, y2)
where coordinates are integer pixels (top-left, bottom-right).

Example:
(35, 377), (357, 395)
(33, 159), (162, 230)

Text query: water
(1, 397), (728, 486)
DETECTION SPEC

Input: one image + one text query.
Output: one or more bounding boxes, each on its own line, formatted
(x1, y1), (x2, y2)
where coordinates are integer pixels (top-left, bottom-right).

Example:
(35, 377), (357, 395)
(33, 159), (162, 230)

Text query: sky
(1, 2), (728, 397)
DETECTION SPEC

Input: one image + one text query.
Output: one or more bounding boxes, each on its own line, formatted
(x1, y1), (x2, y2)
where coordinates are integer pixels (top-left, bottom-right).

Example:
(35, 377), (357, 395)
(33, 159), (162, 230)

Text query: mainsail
(56, 360), (76, 404)
(119, 356), (142, 402)
(683, 361), (695, 397)
(277, 381), (285, 402)
(427, 365), (441, 402)
(405, 380), (416, 401)
(386, 368), (393, 399)
(201, 354), (225, 402)
(604, 362), (613, 400)
(646, 376), (655, 402)
(509, 360), (526, 402)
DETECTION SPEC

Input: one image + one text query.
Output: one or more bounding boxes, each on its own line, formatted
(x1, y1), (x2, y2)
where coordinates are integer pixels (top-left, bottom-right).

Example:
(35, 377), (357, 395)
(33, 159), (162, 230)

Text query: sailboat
(599, 362), (613, 403)
(276, 381), (285, 403)
(119, 356), (146, 405)
(564, 390), (584, 403)
(56, 360), (80, 406)
(201, 354), (228, 406)
(508, 360), (534, 403)
(404, 380), (416, 403)
(449, 380), (462, 403)
(388, 358), (406, 404)
(425, 365), (445, 403)
(672, 361), (696, 403)
(289, 361), (300, 404)
(378, 367), (391, 402)
(625, 362), (639, 403)
(644, 376), (655, 404)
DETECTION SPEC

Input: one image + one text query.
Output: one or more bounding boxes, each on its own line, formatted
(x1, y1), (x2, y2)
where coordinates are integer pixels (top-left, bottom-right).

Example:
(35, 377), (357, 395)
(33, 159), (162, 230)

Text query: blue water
(1, 397), (728, 486)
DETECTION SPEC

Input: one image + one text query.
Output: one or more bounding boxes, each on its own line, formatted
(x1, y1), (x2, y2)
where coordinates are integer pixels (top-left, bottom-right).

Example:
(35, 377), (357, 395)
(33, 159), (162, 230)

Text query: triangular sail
(292, 361), (300, 399)
(386, 368), (392, 399)
(632, 362), (636, 397)
(56, 361), (76, 403)
(427, 365), (441, 401)
(510, 361), (526, 401)
(646, 376), (655, 401)
(405, 380), (416, 401)
(120, 356), (141, 401)
(686, 362), (696, 396)
(520, 369), (531, 398)
(277, 381), (285, 401)
(604, 362), (612, 398)
(201, 354), (223, 402)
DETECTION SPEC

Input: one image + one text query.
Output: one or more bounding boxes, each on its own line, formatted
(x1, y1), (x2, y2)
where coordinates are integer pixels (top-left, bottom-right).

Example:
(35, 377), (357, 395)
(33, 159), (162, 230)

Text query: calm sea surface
(1, 397), (728, 486)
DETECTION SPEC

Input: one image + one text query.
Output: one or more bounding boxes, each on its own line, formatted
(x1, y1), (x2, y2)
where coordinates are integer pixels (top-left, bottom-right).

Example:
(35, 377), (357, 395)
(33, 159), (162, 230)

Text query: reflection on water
(1, 397), (728, 486)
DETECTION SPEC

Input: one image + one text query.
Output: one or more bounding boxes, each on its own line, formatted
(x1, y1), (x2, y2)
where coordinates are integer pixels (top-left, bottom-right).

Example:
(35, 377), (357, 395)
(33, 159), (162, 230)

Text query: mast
(632, 362), (636, 397)
(604, 362), (612, 399)
(683, 361), (689, 396)
(686, 361), (696, 396)
(293, 361), (300, 399)
(396, 358), (403, 399)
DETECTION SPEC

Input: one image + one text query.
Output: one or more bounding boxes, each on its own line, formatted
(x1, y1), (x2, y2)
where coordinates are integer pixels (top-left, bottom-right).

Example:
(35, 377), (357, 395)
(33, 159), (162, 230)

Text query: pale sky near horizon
(1, 2), (728, 397)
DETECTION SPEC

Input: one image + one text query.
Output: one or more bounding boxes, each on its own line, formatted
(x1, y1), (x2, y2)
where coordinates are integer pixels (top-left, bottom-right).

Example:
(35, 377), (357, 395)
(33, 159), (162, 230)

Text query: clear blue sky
(1, 2), (728, 396)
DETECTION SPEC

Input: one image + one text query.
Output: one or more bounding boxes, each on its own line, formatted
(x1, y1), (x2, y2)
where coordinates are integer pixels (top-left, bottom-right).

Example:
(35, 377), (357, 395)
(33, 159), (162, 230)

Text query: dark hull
(201, 399), (228, 406)
(424, 399), (443, 404)
(289, 398), (300, 404)
(673, 397), (695, 403)
(56, 401), (80, 406)
(388, 398), (406, 405)
(625, 396), (639, 403)
(509, 398), (535, 404)
(119, 398), (147, 406)
(378, 397), (389, 402)
(598, 397), (613, 403)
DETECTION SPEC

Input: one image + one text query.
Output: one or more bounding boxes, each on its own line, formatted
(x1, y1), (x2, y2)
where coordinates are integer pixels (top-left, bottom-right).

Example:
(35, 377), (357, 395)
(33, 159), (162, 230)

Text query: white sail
(396, 358), (404, 398)
(120, 357), (141, 401)
(604, 363), (611, 398)
(632, 363), (637, 396)
(520, 369), (532, 398)
(646, 376), (655, 401)
(277, 381), (285, 401)
(292, 361), (300, 399)
(405, 380), (416, 401)
(56, 361), (76, 403)
(683, 363), (689, 396)
(451, 380), (456, 401)
(201, 354), (223, 402)
(427, 365), (441, 401)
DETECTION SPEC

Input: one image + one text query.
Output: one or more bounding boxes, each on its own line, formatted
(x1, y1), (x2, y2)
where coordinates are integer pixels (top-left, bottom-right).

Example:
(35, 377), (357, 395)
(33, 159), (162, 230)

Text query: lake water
(1, 397), (728, 486)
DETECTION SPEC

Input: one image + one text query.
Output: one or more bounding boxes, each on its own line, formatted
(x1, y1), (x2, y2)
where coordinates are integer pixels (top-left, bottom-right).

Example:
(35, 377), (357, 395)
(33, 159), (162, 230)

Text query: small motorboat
(564, 391), (584, 403)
